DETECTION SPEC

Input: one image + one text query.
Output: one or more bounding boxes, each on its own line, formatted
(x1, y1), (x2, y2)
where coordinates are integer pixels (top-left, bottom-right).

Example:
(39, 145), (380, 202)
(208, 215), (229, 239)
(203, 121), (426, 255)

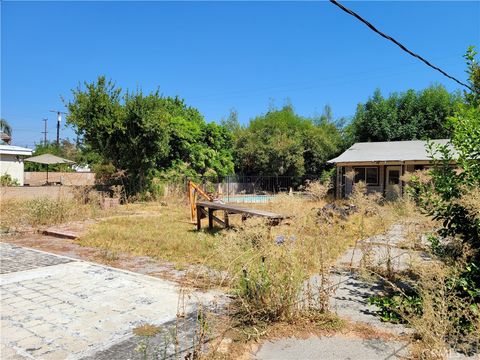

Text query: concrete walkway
(254, 225), (415, 360)
(0, 243), (222, 360)
(253, 336), (408, 360)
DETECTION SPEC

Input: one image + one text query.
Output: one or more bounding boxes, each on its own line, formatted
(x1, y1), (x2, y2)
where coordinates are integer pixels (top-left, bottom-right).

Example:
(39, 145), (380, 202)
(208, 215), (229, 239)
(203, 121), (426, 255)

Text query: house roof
(0, 144), (33, 156)
(328, 139), (456, 164)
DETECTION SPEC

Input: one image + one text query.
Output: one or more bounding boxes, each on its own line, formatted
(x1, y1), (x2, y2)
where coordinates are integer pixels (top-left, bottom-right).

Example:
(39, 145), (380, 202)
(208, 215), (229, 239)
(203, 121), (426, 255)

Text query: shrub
(304, 179), (331, 201)
(372, 48), (480, 356)
(0, 173), (19, 186)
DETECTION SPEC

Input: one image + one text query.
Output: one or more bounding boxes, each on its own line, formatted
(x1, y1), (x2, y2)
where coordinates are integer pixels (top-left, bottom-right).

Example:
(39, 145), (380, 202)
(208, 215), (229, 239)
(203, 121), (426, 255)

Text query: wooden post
(224, 211), (229, 228)
(208, 208), (214, 229)
(196, 204), (202, 230)
(336, 166), (340, 199)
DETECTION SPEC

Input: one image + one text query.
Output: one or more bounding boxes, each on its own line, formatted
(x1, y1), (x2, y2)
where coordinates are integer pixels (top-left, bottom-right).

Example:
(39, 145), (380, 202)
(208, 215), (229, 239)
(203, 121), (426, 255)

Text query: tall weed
(1, 196), (101, 230)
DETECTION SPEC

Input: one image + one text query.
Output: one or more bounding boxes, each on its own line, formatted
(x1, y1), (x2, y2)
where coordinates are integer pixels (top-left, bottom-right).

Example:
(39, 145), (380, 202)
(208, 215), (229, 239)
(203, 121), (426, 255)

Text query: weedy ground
(4, 184), (466, 359)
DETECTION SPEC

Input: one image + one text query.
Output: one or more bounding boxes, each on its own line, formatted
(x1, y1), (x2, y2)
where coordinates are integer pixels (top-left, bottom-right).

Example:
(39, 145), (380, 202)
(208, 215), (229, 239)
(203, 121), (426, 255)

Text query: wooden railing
(187, 180), (213, 222)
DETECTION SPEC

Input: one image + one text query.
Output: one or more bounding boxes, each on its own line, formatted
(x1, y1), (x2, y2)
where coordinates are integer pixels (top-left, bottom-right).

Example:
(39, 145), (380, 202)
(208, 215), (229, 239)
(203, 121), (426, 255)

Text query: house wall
(335, 162), (431, 199)
(0, 154), (25, 186)
(405, 165), (415, 172)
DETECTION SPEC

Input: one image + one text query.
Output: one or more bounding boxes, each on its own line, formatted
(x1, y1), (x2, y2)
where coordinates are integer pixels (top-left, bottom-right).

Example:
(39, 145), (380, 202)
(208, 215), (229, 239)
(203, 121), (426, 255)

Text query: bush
(27, 198), (75, 225)
(304, 180), (331, 201)
(230, 190), (396, 328)
(372, 48), (480, 356)
(0, 173), (19, 186)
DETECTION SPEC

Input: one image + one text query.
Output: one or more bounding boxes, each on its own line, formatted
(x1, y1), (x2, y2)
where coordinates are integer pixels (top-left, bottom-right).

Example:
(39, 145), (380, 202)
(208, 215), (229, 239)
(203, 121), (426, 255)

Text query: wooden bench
(195, 201), (285, 230)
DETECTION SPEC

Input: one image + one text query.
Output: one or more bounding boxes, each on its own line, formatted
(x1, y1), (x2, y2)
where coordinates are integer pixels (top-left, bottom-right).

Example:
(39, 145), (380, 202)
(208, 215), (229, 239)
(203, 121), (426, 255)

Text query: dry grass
(79, 186), (417, 344)
(5, 181), (476, 358)
(79, 200), (223, 269)
(78, 191), (402, 278)
(0, 196), (102, 231)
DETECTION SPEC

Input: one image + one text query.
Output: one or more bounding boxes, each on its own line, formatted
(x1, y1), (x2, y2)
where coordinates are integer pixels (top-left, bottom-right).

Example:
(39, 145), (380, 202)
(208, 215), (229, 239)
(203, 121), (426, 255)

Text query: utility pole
(42, 118), (48, 145)
(49, 110), (67, 146)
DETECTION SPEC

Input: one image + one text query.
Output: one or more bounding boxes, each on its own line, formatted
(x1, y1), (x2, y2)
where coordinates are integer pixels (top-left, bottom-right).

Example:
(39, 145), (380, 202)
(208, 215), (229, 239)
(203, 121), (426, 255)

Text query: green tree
(65, 76), (235, 193)
(235, 105), (342, 179)
(392, 47), (480, 343)
(314, 104), (333, 126)
(347, 85), (462, 143)
(464, 46), (480, 107)
(221, 108), (241, 134)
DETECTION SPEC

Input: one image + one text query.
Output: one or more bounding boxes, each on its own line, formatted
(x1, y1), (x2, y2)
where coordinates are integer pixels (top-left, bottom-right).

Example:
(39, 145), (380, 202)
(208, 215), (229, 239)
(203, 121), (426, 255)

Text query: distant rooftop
(0, 144), (33, 156)
(328, 139), (455, 163)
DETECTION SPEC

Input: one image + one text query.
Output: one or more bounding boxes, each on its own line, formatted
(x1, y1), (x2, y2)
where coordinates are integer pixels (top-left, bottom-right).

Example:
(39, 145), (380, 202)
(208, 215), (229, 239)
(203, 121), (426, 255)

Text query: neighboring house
(0, 145), (33, 186)
(72, 164), (91, 172)
(328, 139), (455, 199)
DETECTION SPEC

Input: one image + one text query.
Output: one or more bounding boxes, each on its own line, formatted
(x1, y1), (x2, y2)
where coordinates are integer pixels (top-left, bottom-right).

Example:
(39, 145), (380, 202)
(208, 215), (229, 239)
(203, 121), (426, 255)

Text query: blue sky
(2, 1), (479, 148)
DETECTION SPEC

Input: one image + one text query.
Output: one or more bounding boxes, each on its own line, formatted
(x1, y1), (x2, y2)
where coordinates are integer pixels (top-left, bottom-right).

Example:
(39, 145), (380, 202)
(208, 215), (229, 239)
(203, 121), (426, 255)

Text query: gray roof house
(0, 144), (33, 186)
(328, 139), (455, 199)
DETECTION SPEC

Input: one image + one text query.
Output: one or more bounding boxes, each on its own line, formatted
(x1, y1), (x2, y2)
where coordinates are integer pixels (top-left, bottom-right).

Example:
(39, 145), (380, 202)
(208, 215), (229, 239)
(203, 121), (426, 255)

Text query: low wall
(24, 172), (95, 186)
(1, 186), (76, 201)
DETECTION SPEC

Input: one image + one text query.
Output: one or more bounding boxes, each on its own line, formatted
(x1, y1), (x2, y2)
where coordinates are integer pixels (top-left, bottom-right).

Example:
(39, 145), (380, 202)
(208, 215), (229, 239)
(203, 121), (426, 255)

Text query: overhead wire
(329, 0), (475, 93)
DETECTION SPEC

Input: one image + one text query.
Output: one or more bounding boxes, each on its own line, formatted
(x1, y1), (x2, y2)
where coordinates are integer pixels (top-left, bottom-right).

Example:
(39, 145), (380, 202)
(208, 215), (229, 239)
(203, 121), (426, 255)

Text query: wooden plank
(196, 201), (284, 219)
(212, 213), (226, 227)
(196, 204), (202, 230)
(208, 208), (214, 229)
(41, 229), (78, 240)
(224, 211), (229, 228)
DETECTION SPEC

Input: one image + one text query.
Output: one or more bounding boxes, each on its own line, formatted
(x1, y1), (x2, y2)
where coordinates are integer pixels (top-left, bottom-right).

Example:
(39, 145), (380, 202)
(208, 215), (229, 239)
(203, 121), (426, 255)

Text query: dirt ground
(1, 213), (196, 286)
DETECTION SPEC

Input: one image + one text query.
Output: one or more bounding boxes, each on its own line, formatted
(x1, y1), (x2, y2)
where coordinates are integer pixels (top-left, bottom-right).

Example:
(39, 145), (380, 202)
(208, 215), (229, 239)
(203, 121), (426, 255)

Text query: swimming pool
(223, 195), (275, 203)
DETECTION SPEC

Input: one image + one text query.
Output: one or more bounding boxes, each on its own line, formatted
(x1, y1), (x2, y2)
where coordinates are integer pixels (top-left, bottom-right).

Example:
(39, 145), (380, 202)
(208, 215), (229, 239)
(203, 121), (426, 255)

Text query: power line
(42, 118), (48, 145)
(49, 110), (67, 146)
(329, 0), (474, 93)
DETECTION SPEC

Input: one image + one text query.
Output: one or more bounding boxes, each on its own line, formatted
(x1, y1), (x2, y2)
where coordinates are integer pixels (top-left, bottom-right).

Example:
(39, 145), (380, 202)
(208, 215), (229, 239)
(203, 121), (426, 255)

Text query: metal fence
(212, 175), (321, 203)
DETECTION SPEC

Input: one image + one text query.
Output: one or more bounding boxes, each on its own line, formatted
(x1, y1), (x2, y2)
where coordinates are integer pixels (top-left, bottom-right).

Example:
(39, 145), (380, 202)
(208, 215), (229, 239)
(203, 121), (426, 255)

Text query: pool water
(223, 195), (275, 203)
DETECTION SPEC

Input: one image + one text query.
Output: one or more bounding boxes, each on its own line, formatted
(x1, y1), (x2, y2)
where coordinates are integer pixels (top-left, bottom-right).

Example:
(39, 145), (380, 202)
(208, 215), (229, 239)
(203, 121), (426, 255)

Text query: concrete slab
(253, 335), (408, 360)
(335, 224), (429, 272)
(0, 243), (222, 360)
(328, 270), (412, 336)
(336, 245), (416, 272)
(0, 243), (73, 274)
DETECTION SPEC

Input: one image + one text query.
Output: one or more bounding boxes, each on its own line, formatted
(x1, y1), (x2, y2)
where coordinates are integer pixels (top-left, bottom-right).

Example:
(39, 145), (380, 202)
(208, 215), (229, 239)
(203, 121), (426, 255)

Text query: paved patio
(0, 243), (219, 360)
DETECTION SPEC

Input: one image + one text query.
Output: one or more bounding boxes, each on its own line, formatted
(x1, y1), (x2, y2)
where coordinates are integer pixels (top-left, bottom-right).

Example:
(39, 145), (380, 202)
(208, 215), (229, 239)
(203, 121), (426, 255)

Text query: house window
(353, 167), (379, 185)
(388, 170), (400, 185)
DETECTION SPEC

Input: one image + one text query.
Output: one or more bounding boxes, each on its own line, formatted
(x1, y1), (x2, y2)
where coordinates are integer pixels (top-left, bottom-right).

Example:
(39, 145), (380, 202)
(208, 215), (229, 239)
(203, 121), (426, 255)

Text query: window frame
(353, 166), (379, 186)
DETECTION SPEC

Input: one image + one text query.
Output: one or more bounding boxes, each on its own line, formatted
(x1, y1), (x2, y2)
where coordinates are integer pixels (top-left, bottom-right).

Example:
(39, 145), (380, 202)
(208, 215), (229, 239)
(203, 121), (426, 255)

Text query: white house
(328, 139), (456, 199)
(0, 145), (33, 186)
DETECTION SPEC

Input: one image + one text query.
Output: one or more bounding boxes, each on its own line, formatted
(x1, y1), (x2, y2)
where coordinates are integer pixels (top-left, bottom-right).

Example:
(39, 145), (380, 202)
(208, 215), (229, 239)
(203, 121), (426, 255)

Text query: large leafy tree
(65, 76), (234, 193)
(347, 85), (462, 143)
(235, 105), (342, 179)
